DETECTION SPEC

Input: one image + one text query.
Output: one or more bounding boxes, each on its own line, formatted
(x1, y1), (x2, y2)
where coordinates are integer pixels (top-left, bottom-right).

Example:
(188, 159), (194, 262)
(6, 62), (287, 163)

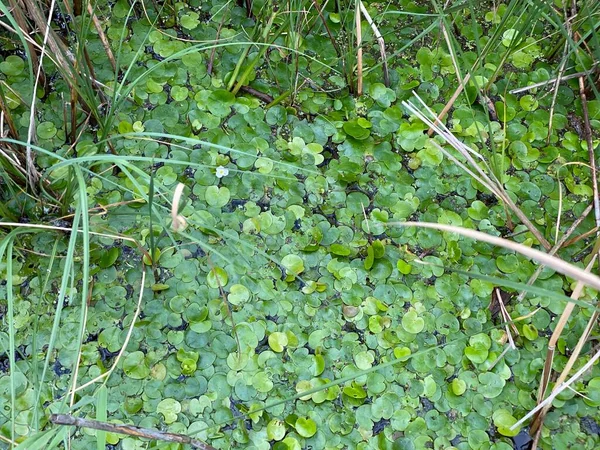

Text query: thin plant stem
(355, 0), (363, 95)
(50, 414), (216, 450)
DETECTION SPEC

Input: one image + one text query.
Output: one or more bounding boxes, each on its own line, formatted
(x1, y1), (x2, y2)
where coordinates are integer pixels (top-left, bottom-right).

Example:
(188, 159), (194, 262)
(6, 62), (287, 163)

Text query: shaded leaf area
(1, 0), (600, 449)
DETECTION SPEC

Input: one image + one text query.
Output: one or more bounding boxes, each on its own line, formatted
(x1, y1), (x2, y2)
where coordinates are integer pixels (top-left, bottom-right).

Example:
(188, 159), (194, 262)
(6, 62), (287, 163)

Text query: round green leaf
(493, 409), (521, 437)
(451, 378), (467, 396)
(401, 310), (425, 334)
(267, 419), (286, 441)
(252, 371), (274, 393)
(156, 398), (181, 424)
(268, 332), (288, 352)
(584, 377), (600, 406)
(343, 119), (371, 140)
(99, 247), (120, 268)
(0, 55), (25, 76)
(295, 417), (317, 438)
(206, 185), (231, 207)
(228, 284), (250, 305)
(207, 267), (228, 288)
(281, 254), (304, 281)
(123, 351), (150, 379)
(37, 121), (57, 139)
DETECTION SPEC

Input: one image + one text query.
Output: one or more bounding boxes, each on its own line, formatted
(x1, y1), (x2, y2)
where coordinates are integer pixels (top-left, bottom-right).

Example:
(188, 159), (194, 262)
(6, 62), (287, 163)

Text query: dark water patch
(512, 429), (532, 450)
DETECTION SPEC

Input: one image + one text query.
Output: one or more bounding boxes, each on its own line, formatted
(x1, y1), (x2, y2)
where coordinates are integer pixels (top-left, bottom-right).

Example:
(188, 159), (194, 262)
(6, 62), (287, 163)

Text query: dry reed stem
(390, 221), (600, 291)
(509, 66), (598, 93)
(404, 96), (552, 250)
(50, 414), (216, 450)
(513, 346), (600, 431)
(529, 254), (596, 436)
(426, 72), (471, 137)
(87, 2), (116, 71)
(358, 1), (389, 87)
(515, 203), (593, 305)
(355, 2), (363, 95)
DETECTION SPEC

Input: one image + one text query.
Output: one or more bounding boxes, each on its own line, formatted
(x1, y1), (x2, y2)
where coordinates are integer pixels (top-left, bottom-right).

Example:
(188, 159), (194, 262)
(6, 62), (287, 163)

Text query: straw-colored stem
(359, 1), (389, 86)
(355, 1), (363, 95)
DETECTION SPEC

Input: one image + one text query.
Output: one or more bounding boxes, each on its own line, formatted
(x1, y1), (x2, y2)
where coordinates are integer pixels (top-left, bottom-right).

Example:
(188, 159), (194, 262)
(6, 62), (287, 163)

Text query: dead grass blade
(359, 1), (389, 87)
(71, 266), (146, 394)
(513, 346), (600, 431)
(87, 2), (116, 71)
(509, 65), (599, 93)
(171, 182), (187, 232)
(389, 221), (600, 293)
(514, 203), (593, 305)
(355, 2), (363, 95)
(575, 66), (600, 229)
(404, 95), (552, 250)
(547, 35), (570, 143)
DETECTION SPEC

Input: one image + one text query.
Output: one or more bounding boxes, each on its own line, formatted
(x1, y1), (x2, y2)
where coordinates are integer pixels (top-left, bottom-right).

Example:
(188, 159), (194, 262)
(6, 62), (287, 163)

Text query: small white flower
(215, 166), (229, 178)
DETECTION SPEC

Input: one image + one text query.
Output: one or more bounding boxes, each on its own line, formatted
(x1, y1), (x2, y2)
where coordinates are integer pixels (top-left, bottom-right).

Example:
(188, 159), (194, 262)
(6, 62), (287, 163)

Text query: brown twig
(311, 0), (342, 57)
(426, 72), (471, 137)
(208, 14), (226, 76)
(355, 2), (363, 96)
(50, 414), (216, 450)
(239, 85), (274, 103)
(562, 224), (599, 247)
(515, 203), (593, 304)
(577, 71), (600, 231)
(87, 2), (117, 72)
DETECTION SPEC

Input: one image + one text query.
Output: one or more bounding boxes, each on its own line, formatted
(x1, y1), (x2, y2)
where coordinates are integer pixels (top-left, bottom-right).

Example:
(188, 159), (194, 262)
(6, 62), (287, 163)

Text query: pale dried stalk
(577, 75), (600, 231)
(513, 346), (600, 430)
(358, 1), (389, 86)
(25, 0), (61, 189)
(171, 182), (187, 231)
(355, 1), (363, 95)
(509, 66), (598, 94)
(545, 307), (599, 397)
(515, 203), (593, 304)
(426, 73), (472, 137)
(389, 222), (600, 292)
(547, 39), (570, 143)
(569, 1), (600, 231)
(532, 257), (593, 412)
(404, 96), (552, 250)
(0, 434), (16, 446)
(72, 268), (146, 393)
(87, 2), (116, 71)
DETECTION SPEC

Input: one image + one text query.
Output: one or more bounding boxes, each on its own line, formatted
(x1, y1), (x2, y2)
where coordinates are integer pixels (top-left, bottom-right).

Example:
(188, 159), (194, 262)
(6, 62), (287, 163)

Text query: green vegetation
(1, 0), (600, 449)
